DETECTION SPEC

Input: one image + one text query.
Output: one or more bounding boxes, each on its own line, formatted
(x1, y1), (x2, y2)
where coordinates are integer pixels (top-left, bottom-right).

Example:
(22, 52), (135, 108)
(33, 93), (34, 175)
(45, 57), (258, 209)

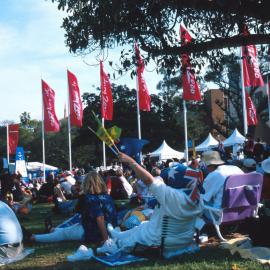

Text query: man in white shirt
(60, 178), (73, 197)
(202, 151), (244, 209)
(98, 153), (202, 257)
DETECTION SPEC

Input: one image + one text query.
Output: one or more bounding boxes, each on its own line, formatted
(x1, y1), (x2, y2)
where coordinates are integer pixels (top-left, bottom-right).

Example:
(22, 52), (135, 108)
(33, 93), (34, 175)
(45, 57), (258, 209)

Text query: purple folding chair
(203, 172), (263, 241)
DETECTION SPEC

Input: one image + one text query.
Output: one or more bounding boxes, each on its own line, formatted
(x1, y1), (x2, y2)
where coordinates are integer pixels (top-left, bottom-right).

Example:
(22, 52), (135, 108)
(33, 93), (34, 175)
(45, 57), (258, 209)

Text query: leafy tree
(80, 83), (193, 164)
(204, 54), (269, 135)
(0, 125), (7, 162)
(52, 0), (270, 74)
(156, 69), (210, 145)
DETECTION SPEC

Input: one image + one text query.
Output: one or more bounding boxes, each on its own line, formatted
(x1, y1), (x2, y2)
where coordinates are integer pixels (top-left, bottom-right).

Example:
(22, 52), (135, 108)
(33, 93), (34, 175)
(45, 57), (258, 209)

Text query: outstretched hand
(118, 152), (154, 186)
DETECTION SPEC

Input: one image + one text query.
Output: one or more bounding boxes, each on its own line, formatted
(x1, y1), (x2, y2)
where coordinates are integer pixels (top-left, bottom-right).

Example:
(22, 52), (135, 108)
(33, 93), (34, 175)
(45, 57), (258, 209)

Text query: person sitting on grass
(0, 200), (23, 263)
(96, 152), (202, 257)
(32, 171), (117, 245)
(202, 151), (244, 209)
(37, 174), (54, 203)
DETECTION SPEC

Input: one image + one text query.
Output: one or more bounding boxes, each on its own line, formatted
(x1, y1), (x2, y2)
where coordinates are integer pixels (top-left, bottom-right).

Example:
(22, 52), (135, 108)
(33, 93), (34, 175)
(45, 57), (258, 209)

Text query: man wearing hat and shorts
(202, 151), (244, 209)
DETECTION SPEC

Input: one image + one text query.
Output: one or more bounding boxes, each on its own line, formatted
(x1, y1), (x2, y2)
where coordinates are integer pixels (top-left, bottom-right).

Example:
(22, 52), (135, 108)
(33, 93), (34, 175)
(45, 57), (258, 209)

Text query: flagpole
(136, 71), (143, 164)
(67, 71), (73, 172)
(102, 118), (106, 168)
(6, 124), (9, 165)
(183, 100), (189, 162)
(240, 47), (248, 135)
(267, 76), (270, 127)
(136, 74), (142, 140)
(41, 81), (46, 182)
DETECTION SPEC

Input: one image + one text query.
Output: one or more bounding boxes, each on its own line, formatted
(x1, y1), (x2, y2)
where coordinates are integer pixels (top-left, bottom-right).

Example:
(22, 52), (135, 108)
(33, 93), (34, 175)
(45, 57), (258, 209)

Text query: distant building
(204, 88), (270, 144)
(204, 89), (227, 137)
(252, 82), (270, 144)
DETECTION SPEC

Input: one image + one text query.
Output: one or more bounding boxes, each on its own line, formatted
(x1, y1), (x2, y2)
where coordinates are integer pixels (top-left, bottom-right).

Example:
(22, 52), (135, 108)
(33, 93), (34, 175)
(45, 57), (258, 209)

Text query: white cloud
(0, 0), (161, 123)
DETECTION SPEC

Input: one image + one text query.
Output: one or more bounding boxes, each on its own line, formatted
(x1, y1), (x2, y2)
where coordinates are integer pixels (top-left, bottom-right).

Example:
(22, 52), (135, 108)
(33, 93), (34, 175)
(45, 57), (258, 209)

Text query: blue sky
(0, 0), (162, 123)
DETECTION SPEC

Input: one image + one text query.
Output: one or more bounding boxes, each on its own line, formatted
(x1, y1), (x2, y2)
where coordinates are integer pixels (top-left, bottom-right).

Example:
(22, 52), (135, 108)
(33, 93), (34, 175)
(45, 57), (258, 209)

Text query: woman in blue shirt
(33, 171), (117, 245)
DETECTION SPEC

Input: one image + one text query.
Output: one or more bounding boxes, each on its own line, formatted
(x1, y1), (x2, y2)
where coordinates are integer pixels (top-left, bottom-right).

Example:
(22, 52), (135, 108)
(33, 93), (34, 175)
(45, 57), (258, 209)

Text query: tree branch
(141, 34), (270, 56)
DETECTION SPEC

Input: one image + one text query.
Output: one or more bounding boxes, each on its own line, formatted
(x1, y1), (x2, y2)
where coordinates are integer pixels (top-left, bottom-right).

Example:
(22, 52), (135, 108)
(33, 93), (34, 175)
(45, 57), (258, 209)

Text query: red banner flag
(8, 124), (19, 155)
(180, 24), (201, 101)
(245, 89), (258, 126)
(241, 25), (264, 88)
(100, 61), (113, 120)
(135, 44), (151, 111)
(67, 70), (83, 127)
(180, 24), (192, 44)
(42, 80), (60, 132)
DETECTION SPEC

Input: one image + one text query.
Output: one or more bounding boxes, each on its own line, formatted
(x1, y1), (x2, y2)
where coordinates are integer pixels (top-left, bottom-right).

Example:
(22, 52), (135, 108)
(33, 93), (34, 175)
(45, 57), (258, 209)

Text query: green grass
(0, 203), (267, 270)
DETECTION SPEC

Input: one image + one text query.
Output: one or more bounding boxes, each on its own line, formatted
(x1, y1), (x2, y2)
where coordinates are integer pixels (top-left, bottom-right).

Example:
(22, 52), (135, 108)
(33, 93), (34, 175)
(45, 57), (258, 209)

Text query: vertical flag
(42, 80), (60, 132)
(135, 44), (151, 111)
(241, 25), (264, 88)
(240, 24), (262, 128)
(245, 89), (258, 126)
(8, 124), (19, 155)
(180, 24), (201, 101)
(100, 61), (113, 120)
(67, 70), (83, 127)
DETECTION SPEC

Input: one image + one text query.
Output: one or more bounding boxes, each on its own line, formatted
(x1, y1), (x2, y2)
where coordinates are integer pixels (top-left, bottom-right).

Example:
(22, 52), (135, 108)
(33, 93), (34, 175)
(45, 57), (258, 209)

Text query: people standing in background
(243, 134), (254, 158)
(253, 138), (265, 162)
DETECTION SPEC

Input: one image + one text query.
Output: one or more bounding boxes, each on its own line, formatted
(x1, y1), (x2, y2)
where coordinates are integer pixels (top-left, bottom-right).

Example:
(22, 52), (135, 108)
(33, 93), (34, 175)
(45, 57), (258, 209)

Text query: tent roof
(26, 162), (58, 171)
(149, 140), (184, 160)
(195, 133), (219, 151)
(223, 128), (245, 147)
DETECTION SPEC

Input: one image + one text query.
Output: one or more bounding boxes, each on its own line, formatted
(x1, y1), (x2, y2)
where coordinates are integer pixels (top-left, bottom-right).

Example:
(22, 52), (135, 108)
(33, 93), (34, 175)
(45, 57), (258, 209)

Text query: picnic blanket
(94, 251), (147, 266)
(221, 237), (270, 264)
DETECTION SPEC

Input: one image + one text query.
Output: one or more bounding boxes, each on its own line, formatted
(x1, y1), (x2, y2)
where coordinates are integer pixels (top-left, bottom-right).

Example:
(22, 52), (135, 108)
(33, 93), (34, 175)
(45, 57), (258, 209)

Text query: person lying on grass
(32, 171), (117, 246)
(96, 152), (203, 256)
(0, 200), (24, 263)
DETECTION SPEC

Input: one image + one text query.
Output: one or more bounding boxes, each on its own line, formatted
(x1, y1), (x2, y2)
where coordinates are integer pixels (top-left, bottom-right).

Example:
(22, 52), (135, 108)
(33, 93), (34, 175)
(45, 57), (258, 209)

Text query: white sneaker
(107, 223), (114, 233)
(67, 245), (93, 262)
(96, 238), (119, 255)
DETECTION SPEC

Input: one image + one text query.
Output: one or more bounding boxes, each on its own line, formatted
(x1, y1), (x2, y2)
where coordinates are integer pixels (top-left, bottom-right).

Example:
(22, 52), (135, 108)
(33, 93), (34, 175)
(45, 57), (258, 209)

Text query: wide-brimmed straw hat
(262, 157), (270, 174)
(202, 151), (225, 166)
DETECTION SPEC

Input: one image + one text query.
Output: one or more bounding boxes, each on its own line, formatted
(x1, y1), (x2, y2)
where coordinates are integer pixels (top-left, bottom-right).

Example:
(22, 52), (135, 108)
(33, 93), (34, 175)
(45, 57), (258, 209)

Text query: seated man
(202, 151), (244, 209)
(0, 201), (23, 263)
(98, 152), (202, 257)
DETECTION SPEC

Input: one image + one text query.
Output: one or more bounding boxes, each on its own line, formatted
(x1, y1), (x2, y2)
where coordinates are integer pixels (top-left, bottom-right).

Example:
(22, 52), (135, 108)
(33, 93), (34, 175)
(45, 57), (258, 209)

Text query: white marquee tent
(149, 140), (184, 160)
(9, 162), (58, 174)
(223, 128), (245, 147)
(195, 133), (219, 151)
(26, 162), (58, 172)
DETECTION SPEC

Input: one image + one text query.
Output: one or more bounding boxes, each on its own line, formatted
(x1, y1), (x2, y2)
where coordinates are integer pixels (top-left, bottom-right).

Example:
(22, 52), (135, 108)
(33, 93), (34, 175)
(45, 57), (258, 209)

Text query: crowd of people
(1, 134), (270, 263)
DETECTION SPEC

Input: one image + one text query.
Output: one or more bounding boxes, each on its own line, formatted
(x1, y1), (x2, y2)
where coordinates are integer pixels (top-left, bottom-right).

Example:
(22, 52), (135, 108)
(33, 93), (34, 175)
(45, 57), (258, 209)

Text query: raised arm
(118, 152), (155, 186)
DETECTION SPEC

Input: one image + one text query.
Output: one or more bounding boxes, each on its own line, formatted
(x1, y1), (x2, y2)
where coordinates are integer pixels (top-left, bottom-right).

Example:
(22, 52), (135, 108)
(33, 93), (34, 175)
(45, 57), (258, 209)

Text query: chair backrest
(221, 172), (263, 223)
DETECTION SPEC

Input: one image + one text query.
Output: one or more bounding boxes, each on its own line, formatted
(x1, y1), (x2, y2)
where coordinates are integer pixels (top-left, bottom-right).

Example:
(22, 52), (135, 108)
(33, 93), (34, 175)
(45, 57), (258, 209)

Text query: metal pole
(136, 74), (142, 140)
(183, 100), (189, 162)
(6, 124), (9, 165)
(267, 76), (270, 127)
(102, 118), (106, 168)
(41, 81), (46, 182)
(136, 72), (142, 163)
(240, 47), (248, 135)
(67, 70), (72, 171)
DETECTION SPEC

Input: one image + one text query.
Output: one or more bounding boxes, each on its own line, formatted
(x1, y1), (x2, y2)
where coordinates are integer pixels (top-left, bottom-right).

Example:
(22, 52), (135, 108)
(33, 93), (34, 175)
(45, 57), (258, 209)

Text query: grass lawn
(0, 203), (267, 270)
